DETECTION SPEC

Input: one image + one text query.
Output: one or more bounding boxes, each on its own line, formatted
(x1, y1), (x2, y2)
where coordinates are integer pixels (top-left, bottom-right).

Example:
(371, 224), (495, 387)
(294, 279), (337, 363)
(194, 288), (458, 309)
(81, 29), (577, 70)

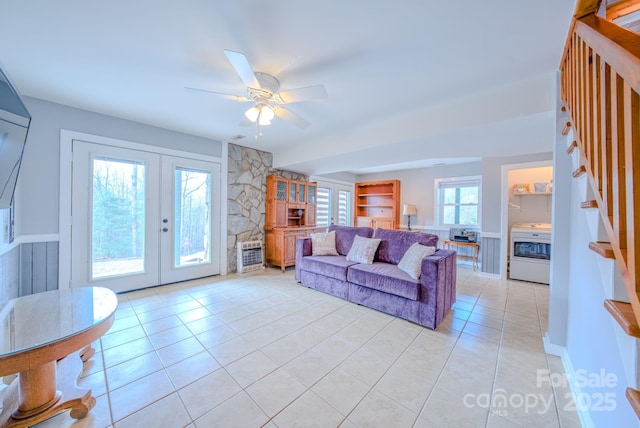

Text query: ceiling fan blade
(273, 106), (310, 129)
(274, 85), (328, 104)
(184, 86), (251, 102)
(224, 49), (261, 89)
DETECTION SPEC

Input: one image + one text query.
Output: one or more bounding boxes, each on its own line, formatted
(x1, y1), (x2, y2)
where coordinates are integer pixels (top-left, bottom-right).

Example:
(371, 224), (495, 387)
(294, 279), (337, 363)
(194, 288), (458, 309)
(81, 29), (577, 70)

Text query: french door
(315, 181), (353, 227)
(70, 141), (220, 292)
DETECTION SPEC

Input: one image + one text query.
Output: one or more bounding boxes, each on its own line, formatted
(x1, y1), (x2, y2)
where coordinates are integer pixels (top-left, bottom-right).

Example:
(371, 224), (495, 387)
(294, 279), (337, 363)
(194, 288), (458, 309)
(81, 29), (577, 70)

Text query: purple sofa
(295, 225), (457, 329)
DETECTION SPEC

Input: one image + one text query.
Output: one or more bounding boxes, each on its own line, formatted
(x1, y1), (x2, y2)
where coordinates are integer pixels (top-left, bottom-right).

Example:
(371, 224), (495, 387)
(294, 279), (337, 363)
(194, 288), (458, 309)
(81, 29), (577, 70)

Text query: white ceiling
(0, 1), (576, 176)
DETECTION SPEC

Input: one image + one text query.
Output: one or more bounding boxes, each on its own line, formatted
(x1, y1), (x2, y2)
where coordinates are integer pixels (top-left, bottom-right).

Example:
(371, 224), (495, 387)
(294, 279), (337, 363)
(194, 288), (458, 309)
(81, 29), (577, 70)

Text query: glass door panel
(337, 190), (352, 225)
(276, 180), (287, 201)
(316, 187), (331, 227)
(91, 157), (146, 279)
(289, 182), (297, 202)
(173, 167), (211, 268)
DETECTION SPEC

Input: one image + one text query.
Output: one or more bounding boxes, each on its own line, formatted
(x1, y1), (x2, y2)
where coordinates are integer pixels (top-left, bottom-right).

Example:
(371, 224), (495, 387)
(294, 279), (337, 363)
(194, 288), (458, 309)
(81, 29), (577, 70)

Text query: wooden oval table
(0, 287), (117, 427)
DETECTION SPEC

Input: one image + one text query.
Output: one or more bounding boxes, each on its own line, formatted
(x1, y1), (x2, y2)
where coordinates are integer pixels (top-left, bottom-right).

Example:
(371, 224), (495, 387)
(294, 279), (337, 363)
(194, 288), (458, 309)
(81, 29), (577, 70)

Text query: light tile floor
(10, 266), (582, 427)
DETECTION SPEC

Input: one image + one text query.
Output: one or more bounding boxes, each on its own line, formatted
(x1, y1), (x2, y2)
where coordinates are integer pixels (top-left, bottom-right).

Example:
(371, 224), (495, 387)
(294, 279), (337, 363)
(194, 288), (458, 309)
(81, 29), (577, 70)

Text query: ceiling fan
(186, 49), (328, 130)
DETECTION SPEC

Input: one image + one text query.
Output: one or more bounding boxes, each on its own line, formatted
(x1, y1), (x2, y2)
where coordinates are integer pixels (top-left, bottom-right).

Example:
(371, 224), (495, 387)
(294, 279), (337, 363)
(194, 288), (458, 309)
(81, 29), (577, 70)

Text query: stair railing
(560, 12), (640, 327)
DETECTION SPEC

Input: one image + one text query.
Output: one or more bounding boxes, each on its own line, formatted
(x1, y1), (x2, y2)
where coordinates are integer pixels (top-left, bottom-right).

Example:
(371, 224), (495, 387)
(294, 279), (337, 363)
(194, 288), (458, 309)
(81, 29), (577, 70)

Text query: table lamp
(402, 204), (417, 230)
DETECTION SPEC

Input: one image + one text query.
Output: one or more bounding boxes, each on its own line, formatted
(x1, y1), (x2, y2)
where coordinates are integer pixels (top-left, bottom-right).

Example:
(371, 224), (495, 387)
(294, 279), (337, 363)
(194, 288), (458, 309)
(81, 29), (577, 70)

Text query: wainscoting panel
(480, 236), (501, 275)
(422, 228), (475, 267)
(0, 245), (20, 305)
(20, 241), (59, 296)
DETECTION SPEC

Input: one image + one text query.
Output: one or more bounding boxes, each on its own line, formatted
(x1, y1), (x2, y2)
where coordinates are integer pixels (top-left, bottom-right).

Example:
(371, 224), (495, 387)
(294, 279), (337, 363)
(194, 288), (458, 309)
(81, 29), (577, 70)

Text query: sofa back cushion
(328, 224), (374, 256)
(373, 229), (439, 265)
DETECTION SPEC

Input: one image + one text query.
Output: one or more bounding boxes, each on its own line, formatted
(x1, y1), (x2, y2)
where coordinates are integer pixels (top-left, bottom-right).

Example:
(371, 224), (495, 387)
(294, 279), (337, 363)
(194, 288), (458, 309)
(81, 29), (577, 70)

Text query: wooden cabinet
(265, 227), (324, 271)
(266, 175), (318, 229)
(354, 180), (400, 230)
(265, 175), (321, 270)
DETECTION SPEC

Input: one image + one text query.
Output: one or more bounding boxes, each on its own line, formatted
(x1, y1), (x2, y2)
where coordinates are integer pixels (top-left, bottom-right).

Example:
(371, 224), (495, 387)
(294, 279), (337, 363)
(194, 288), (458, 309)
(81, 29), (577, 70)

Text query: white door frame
(500, 160), (553, 280)
(59, 129), (228, 290)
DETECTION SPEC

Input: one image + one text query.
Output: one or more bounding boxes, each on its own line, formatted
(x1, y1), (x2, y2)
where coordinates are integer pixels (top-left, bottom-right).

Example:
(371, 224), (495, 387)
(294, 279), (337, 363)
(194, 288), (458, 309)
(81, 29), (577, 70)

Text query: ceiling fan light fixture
(260, 105), (274, 123)
(245, 106), (260, 122)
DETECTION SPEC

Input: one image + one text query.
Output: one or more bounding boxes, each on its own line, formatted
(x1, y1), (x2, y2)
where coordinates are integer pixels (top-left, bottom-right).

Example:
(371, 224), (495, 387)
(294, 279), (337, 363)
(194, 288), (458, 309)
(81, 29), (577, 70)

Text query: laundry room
(507, 165), (553, 284)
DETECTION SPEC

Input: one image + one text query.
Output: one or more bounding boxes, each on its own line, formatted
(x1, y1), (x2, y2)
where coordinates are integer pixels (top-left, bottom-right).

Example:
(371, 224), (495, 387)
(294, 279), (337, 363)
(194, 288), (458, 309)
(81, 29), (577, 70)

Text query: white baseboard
(542, 333), (595, 427)
(543, 332), (564, 356)
(478, 272), (500, 279)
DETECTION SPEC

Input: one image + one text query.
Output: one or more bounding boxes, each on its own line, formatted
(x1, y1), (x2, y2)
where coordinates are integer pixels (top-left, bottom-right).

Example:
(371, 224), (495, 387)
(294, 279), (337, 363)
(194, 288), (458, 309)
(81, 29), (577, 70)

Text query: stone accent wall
(227, 143), (307, 273)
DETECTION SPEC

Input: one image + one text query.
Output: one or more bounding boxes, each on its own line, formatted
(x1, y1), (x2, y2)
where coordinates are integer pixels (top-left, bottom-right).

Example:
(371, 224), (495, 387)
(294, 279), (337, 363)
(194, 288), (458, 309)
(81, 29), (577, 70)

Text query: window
(435, 177), (480, 227)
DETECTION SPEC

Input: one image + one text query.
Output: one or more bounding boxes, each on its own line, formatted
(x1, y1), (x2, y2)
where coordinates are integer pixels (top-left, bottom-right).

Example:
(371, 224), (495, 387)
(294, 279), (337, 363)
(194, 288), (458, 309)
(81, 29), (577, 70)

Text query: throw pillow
(398, 242), (437, 280)
(310, 231), (339, 256)
(346, 235), (381, 264)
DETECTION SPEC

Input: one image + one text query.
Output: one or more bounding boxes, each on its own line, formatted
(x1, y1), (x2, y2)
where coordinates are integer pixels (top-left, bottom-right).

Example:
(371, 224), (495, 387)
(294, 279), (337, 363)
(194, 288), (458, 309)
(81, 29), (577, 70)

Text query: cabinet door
(274, 202), (287, 227)
(298, 182), (306, 203)
(284, 232), (298, 265)
(275, 178), (287, 201)
(305, 204), (316, 226)
(373, 218), (395, 230)
(356, 217), (372, 227)
(307, 183), (316, 204)
(289, 181), (297, 202)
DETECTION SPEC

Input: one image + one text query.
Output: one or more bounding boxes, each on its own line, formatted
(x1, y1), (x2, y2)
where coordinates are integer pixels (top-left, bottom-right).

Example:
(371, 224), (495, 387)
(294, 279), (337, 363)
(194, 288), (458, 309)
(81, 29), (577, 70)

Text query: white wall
(507, 166), (553, 229)
(356, 162), (482, 228)
(563, 173), (637, 426)
(17, 97), (224, 236)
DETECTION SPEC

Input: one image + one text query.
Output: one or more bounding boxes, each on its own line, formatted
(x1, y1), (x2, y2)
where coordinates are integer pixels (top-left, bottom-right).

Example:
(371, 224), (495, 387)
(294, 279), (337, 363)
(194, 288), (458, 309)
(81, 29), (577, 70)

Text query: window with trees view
(436, 177), (480, 227)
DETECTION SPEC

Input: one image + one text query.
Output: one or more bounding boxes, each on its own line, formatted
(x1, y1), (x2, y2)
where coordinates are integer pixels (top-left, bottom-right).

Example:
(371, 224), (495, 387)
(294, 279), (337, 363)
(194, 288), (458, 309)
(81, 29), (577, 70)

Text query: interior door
(71, 141), (221, 292)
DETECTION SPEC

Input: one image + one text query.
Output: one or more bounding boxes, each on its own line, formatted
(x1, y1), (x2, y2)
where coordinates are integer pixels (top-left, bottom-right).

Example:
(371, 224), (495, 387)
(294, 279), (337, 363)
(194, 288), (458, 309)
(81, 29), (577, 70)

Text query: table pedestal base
(0, 348), (95, 428)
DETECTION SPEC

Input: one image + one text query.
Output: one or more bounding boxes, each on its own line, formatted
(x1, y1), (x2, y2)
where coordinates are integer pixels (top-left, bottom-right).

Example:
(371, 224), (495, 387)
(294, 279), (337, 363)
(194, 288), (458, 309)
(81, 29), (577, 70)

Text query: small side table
(0, 287), (117, 427)
(443, 239), (480, 270)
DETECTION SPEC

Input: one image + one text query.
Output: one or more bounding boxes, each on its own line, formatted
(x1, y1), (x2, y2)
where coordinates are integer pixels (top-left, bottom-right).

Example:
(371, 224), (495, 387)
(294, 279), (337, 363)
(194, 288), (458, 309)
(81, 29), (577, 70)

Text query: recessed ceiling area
(0, 1), (576, 176)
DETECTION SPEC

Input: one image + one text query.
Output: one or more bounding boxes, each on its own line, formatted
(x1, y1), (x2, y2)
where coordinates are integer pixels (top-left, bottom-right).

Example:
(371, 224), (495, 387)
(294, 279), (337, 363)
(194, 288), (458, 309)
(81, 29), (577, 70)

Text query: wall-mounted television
(0, 63), (31, 209)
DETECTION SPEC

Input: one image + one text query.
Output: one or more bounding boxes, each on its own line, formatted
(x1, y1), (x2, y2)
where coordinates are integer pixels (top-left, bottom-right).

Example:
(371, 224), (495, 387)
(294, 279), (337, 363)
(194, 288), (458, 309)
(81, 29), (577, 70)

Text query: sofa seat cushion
(347, 263), (420, 301)
(299, 255), (358, 281)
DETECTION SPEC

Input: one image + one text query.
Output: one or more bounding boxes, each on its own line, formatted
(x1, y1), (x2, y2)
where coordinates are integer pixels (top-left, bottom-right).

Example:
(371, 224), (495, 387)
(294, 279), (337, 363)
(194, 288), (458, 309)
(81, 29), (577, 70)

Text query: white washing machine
(509, 223), (552, 284)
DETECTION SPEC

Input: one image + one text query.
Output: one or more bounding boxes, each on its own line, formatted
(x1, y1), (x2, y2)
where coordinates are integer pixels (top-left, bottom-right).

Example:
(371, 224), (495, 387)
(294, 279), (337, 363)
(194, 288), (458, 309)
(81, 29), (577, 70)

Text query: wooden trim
(605, 299), (640, 337)
(573, 165), (587, 177)
(581, 200), (598, 208)
(575, 0), (603, 18)
(626, 387), (640, 418)
(607, 0), (640, 21)
(567, 140), (579, 154)
(589, 241), (615, 258)
(575, 15), (640, 95)
(623, 82), (640, 295)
